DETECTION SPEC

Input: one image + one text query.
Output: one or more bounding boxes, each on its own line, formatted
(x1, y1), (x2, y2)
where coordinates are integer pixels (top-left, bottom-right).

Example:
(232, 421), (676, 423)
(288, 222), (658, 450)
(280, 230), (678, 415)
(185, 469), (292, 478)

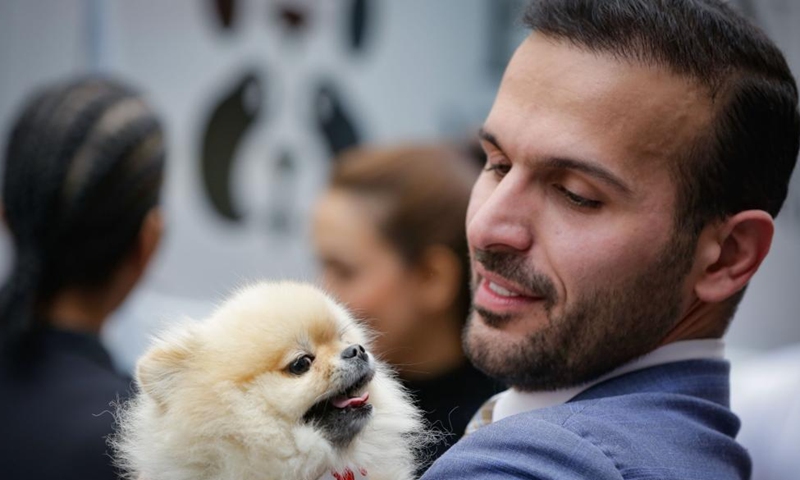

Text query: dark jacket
(0, 327), (132, 480)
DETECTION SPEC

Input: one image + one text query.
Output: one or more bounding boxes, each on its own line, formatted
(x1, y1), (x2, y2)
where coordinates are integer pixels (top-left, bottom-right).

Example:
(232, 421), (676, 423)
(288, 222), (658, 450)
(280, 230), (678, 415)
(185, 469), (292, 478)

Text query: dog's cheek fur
(241, 368), (332, 422)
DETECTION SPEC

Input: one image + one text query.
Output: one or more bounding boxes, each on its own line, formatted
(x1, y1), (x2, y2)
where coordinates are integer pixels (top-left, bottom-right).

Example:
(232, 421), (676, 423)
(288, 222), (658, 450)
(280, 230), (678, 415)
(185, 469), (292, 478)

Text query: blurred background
(1, 0), (798, 374)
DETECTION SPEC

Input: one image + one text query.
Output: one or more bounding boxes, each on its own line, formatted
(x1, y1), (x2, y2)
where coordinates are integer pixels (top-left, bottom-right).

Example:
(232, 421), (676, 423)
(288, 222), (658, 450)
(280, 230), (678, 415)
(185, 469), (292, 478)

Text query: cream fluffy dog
(112, 282), (425, 480)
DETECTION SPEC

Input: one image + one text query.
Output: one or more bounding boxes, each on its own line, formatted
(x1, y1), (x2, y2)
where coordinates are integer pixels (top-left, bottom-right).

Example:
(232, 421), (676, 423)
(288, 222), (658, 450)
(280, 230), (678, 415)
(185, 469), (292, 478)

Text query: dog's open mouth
(303, 369), (375, 419)
(302, 369), (375, 448)
(330, 389), (370, 409)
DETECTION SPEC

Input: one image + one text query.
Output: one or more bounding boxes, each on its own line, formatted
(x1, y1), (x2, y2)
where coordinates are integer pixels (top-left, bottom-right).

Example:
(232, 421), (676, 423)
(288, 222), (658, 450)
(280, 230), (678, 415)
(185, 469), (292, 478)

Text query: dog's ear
(136, 322), (200, 407)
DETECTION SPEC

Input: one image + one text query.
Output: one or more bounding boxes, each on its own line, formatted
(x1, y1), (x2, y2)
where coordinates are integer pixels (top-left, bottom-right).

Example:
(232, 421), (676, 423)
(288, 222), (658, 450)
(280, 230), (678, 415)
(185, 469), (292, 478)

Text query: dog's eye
(287, 355), (314, 375)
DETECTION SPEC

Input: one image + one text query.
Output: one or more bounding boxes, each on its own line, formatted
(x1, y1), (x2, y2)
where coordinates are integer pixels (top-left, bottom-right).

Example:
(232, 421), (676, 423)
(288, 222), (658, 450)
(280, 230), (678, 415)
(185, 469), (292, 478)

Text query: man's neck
(660, 298), (729, 346)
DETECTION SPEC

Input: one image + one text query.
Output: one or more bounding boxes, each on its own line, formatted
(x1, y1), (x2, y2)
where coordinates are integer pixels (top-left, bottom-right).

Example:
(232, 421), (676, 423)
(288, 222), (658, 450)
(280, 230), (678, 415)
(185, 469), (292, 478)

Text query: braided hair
(0, 76), (165, 359)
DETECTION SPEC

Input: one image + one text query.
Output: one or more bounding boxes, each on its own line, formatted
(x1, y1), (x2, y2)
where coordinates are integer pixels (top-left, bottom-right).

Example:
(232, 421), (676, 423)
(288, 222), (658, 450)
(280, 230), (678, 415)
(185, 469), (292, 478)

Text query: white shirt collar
(492, 339), (725, 423)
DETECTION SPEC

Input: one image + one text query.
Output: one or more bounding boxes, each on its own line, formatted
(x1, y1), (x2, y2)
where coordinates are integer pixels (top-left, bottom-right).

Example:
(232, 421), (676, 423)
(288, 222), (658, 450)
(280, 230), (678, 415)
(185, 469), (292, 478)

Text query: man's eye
(554, 184), (602, 209)
(484, 161), (511, 177)
(287, 355), (314, 375)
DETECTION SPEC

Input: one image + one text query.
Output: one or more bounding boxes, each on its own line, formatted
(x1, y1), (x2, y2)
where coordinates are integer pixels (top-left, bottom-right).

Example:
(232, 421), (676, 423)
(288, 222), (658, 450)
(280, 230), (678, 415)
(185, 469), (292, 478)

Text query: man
(422, 0), (799, 479)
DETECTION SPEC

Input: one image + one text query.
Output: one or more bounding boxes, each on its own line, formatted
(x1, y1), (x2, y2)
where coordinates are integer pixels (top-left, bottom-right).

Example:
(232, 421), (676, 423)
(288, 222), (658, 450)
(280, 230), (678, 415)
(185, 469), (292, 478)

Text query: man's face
(464, 34), (713, 391)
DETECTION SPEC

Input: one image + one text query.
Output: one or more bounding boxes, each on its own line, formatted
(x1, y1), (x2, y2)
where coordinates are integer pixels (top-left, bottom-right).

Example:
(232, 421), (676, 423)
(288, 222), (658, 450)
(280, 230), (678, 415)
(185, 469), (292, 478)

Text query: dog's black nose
(341, 344), (368, 362)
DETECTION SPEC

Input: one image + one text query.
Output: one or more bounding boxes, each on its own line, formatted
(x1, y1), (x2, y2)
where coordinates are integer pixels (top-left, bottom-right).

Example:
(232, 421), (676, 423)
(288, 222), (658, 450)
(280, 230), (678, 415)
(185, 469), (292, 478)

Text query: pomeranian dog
(112, 281), (425, 480)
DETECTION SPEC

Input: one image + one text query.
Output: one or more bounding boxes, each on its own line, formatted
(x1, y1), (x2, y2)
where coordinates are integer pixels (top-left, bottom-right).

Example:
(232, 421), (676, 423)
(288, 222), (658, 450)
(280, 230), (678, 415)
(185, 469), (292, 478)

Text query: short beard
(464, 231), (697, 391)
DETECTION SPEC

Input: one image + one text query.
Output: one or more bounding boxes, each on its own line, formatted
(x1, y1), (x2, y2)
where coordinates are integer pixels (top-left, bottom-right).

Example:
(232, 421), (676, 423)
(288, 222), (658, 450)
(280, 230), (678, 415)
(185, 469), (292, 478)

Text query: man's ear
(136, 323), (198, 408)
(694, 210), (774, 304)
(413, 245), (463, 316)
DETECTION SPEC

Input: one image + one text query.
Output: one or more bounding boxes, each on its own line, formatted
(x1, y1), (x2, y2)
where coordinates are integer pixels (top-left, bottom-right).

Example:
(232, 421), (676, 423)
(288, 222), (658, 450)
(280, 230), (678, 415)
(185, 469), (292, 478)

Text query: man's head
(464, 0), (800, 391)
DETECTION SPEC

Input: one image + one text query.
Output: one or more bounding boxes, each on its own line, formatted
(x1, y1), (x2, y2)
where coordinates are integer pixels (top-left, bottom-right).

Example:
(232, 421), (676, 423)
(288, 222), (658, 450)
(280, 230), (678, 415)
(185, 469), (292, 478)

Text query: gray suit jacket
(421, 360), (751, 479)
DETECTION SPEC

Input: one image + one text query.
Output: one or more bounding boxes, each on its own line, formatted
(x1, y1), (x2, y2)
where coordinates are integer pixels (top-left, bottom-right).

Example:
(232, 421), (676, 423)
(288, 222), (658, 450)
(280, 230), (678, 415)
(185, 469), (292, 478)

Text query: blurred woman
(312, 145), (502, 467)
(0, 77), (166, 480)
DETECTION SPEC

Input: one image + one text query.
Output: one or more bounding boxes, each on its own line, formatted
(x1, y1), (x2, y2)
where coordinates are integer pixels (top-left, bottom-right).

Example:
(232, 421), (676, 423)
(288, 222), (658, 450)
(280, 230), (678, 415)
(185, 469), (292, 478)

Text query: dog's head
(136, 281), (383, 449)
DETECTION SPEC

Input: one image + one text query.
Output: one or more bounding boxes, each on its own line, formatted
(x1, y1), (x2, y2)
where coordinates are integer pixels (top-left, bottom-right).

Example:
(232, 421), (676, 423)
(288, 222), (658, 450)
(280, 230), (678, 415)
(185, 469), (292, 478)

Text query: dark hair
(523, 0), (800, 233)
(0, 76), (166, 355)
(330, 145), (481, 323)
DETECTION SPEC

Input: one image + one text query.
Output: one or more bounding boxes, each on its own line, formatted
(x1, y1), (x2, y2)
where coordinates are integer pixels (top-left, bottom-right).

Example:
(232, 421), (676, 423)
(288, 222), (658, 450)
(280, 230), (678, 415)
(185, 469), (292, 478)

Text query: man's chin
(471, 306), (549, 336)
(464, 311), (570, 390)
(464, 314), (527, 374)
(472, 305), (513, 328)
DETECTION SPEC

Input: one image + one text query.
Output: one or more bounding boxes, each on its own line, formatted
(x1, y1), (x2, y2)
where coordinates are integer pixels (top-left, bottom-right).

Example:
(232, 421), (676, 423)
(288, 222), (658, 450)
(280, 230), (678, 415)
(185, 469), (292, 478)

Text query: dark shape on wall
(267, 149), (298, 234)
(349, 0), (370, 52)
(200, 71), (263, 221)
(314, 82), (361, 158)
(276, 4), (310, 33)
(212, 0), (237, 30)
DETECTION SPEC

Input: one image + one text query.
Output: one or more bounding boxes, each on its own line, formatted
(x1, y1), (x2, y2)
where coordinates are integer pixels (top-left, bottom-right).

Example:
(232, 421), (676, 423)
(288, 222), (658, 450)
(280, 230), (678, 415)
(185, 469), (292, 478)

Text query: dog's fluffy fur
(112, 282), (425, 480)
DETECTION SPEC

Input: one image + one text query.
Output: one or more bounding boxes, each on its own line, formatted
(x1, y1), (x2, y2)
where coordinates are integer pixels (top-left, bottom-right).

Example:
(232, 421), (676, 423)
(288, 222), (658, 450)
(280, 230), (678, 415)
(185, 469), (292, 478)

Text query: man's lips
(473, 269), (544, 312)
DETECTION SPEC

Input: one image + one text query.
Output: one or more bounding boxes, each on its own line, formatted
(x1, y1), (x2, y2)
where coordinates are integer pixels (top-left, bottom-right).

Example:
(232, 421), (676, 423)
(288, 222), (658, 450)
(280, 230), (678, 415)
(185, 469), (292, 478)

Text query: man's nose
(467, 175), (535, 253)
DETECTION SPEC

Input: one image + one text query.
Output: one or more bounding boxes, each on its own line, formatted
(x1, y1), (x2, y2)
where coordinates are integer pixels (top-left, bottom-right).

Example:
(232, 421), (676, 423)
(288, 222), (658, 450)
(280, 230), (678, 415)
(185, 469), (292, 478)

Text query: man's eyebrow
(478, 127), (632, 196)
(542, 157), (633, 196)
(478, 127), (503, 151)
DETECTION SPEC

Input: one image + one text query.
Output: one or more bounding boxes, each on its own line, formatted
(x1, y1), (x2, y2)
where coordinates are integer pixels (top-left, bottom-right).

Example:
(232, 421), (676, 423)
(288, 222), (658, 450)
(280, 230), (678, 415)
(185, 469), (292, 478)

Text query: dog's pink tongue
(332, 391), (370, 409)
